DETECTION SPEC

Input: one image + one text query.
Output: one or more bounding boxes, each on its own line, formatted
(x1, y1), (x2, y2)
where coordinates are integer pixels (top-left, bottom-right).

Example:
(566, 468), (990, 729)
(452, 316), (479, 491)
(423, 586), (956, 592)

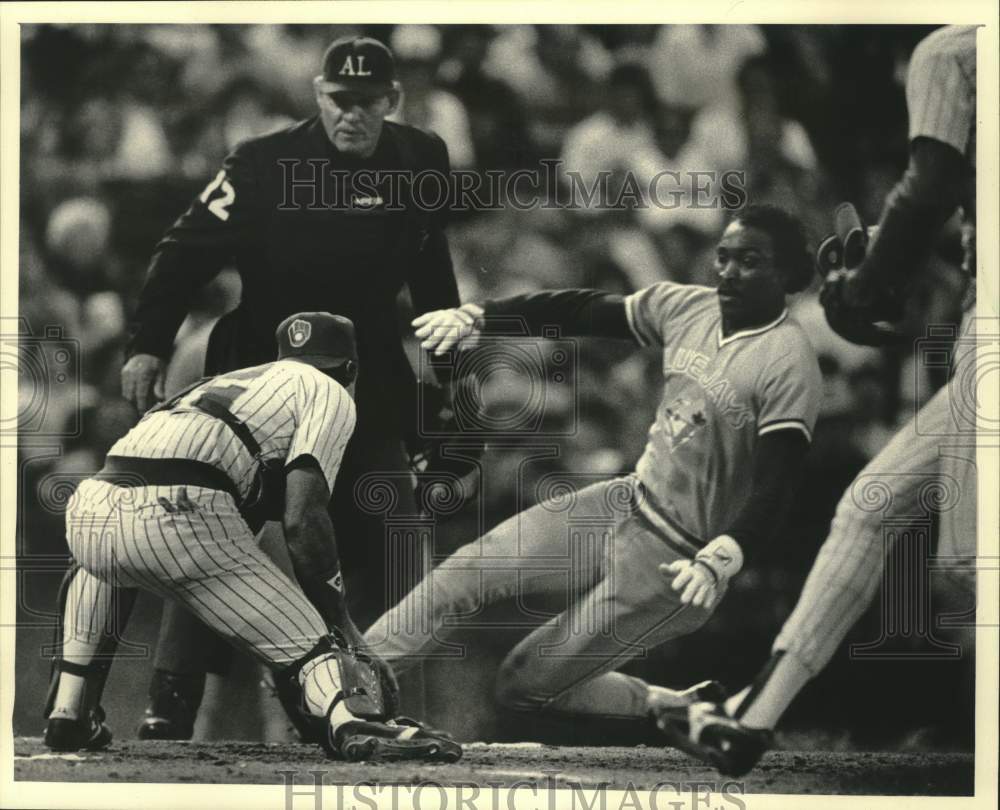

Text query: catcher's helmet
(276, 312), (358, 373)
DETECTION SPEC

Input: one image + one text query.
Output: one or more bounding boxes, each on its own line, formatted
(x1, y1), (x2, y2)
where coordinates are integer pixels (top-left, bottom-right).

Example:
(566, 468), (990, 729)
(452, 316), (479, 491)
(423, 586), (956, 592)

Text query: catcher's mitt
(817, 203), (908, 347)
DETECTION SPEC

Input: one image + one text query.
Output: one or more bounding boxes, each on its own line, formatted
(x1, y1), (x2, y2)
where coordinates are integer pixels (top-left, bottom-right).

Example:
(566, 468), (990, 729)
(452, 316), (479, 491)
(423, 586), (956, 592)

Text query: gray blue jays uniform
(365, 281), (820, 719)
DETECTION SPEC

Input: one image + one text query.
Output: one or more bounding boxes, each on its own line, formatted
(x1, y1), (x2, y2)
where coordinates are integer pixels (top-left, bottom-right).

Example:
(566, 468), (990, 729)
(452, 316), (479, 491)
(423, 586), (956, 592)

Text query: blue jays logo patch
(288, 319), (312, 347)
(664, 396), (708, 450)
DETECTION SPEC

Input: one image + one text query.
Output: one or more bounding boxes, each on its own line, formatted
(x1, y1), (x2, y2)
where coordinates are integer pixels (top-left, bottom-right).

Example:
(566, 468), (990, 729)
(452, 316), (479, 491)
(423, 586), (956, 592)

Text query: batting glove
(412, 303), (484, 355)
(661, 535), (744, 610)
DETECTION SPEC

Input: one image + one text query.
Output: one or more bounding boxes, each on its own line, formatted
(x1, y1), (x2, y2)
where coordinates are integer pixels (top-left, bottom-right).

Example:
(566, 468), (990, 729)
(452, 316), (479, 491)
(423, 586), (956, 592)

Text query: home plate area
(13, 737), (973, 796)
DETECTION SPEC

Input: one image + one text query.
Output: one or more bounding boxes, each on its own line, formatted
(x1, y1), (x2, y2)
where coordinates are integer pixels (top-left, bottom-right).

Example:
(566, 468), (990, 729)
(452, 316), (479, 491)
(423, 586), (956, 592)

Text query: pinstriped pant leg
(61, 481), (139, 676)
(60, 567), (118, 650)
(774, 385), (955, 673)
(109, 485), (328, 669)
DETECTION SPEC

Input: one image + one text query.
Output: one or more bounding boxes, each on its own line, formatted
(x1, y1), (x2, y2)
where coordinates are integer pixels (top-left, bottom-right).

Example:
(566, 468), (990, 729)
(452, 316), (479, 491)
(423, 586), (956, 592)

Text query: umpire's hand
(122, 353), (166, 413)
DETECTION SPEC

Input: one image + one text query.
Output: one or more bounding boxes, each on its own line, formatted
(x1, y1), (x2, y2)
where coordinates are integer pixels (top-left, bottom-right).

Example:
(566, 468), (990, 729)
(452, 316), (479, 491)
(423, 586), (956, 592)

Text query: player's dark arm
(482, 289), (635, 341)
(724, 428), (811, 551)
(860, 137), (971, 290)
(283, 456), (362, 643)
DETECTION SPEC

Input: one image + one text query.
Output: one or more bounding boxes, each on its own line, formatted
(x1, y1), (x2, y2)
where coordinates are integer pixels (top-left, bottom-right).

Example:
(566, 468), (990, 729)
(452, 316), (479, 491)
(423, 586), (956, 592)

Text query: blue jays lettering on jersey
(625, 281), (821, 545)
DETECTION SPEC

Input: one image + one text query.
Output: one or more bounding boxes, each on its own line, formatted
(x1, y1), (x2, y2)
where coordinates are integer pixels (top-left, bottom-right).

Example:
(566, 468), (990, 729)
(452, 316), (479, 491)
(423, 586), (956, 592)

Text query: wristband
(694, 535), (744, 584)
(691, 558), (720, 586)
(301, 568), (349, 630)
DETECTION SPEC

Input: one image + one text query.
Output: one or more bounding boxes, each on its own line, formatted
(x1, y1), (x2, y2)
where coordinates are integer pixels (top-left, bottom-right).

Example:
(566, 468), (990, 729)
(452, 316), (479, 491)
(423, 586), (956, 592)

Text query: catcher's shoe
(44, 707), (113, 752)
(136, 670), (202, 741)
(392, 715), (457, 741)
(653, 701), (773, 777)
(326, 717), (462, 763)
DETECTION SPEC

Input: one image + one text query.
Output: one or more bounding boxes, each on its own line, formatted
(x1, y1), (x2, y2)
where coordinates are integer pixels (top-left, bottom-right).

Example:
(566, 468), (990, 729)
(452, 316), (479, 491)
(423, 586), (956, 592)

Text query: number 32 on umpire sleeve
(199, 170), (236, 221)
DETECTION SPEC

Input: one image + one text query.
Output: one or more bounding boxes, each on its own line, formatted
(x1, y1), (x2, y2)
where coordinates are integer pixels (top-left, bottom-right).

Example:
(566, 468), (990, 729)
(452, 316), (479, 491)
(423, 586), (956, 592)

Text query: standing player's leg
(667, 382), (975, 776)
(139, 602), (227, 739)
(733, 383), (962, 729)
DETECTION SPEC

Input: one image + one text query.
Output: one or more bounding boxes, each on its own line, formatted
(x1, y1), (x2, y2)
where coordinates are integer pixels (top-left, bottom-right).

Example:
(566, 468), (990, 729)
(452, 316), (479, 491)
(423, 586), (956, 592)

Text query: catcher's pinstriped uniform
(64, 359), (355, 668)
(365, 280), (820, 719)
(50, 308), (465, 761)
(771, 25), (978, 677)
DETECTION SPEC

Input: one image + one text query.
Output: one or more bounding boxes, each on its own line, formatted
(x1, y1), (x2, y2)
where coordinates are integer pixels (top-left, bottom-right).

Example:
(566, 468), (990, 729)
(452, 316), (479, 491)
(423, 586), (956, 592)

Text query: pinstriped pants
(774, 376), (977, 673)
(64, 480), (327, 668)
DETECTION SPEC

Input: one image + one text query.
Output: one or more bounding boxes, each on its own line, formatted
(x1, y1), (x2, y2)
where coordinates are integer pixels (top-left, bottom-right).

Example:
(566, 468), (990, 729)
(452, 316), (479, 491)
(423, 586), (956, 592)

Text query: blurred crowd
(16, 23), (973, 742)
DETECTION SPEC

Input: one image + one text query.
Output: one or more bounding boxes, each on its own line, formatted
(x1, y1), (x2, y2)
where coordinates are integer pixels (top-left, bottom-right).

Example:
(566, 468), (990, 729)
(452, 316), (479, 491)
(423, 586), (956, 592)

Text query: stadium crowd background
(15, 23), (973, 747)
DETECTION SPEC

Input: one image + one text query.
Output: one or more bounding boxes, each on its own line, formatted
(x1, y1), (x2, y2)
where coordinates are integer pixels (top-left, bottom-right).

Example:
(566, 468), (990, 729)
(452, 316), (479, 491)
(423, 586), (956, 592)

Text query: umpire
(121, 35), (461, 739)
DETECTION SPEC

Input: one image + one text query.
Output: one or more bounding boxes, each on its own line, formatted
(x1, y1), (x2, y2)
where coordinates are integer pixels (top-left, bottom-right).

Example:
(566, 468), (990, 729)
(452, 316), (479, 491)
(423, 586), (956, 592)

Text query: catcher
(43, 312), (460, 763)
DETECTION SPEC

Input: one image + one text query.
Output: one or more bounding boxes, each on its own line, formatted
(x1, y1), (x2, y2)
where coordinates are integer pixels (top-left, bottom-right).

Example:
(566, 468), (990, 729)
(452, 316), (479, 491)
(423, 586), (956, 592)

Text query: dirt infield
(13, 737), (974, 795)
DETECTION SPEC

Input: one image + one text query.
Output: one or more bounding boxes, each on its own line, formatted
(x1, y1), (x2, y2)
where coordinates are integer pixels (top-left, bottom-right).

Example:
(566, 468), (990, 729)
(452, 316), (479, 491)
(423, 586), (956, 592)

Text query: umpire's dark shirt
(126, 117), (458, 439)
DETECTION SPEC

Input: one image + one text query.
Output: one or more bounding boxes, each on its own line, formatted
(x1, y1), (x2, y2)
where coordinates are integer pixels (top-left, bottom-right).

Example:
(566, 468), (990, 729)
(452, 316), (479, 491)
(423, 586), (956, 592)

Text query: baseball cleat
(44, 707), (113, 752)
(136, 712), (193, 741)
(653, 701), (773, 777)
(328, 719), (463, 763)
(392, 715), (458, 741)
(136, 670), (202, 740)
(683, 679), (729, 704)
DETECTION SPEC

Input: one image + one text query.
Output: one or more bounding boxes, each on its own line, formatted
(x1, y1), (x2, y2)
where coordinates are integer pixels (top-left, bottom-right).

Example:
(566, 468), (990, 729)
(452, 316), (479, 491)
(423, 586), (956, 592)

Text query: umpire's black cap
(317, 36), (396, 96)
(276, 312), (358, 370)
